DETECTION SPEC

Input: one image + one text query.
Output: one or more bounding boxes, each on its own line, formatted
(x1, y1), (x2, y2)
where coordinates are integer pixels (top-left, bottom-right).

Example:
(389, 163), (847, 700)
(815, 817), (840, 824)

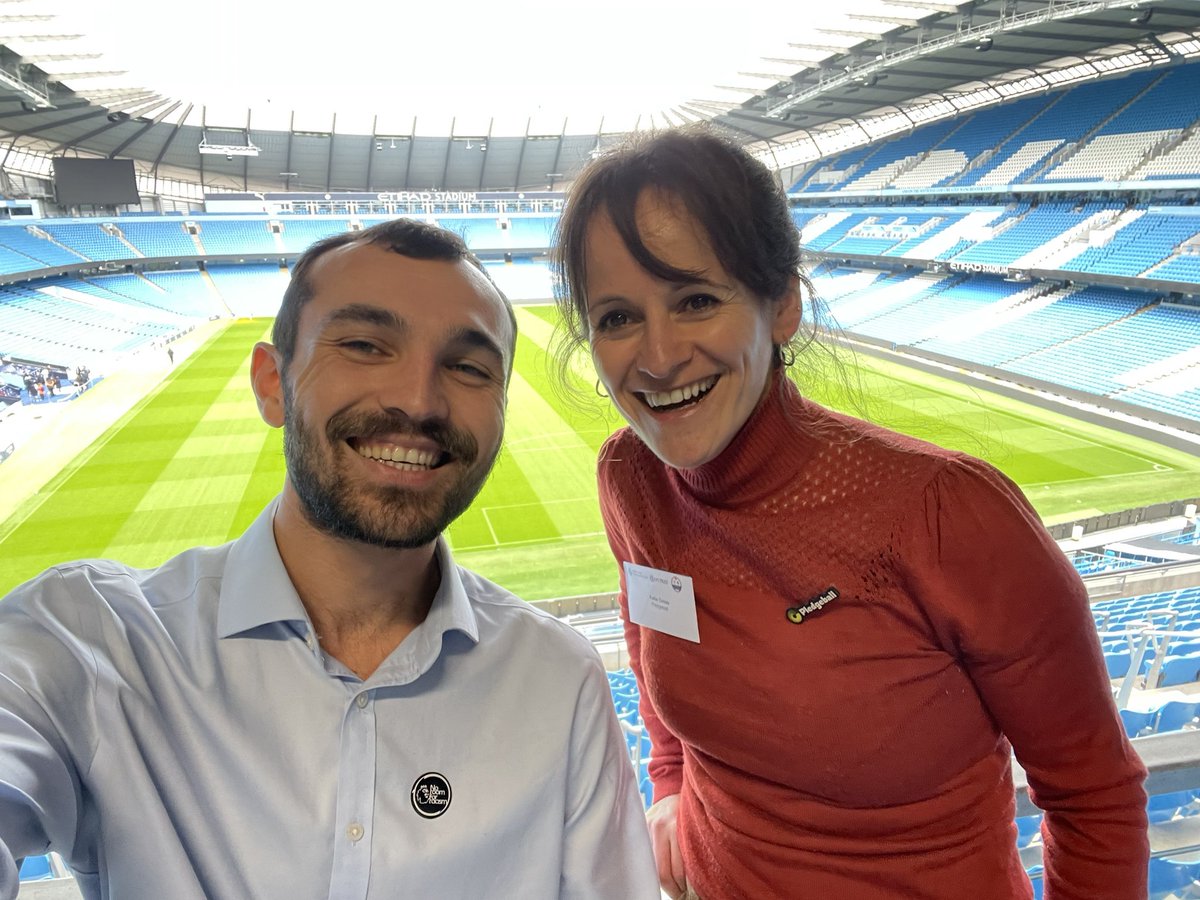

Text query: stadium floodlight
(198, 139), (260, 157)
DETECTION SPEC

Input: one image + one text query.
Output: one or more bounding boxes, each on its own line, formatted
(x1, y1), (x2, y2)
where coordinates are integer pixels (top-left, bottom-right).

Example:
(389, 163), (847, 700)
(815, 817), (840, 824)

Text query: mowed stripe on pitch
(448, 318), (604, 550)
(0, 320), (266, 588)
(493, 313), (618, 537)
(103, 365), (272, 563)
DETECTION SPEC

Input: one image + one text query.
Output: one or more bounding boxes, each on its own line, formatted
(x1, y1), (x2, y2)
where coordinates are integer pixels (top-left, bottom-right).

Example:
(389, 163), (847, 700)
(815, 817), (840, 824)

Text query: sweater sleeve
(901, 455), (1147, 900)
(597, 437), (685, 802)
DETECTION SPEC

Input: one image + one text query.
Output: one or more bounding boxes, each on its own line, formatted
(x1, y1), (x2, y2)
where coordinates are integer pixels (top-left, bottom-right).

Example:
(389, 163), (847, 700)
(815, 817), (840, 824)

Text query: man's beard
(282, 385), (499, 550)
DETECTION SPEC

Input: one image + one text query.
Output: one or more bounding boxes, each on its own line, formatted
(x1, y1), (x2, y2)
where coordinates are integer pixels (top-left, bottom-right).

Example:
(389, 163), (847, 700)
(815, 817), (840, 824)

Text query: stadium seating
(276, 218), (351, 254)
(792, 66), (1169, 193)
(192, 219), (280, 255)
(39, 223), (138, 261)
(0, 224), (87, 268)
(118, 219), (200, 258)
(205, 264), (289, 317)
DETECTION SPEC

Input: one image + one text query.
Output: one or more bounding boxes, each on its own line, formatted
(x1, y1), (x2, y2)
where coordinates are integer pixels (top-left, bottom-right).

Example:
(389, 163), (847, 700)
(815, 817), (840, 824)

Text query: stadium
(1, 0), (1200, 895)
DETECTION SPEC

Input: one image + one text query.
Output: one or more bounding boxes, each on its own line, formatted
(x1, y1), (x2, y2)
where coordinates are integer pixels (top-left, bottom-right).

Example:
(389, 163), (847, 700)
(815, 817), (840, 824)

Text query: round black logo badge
(411, 772), (452, 819)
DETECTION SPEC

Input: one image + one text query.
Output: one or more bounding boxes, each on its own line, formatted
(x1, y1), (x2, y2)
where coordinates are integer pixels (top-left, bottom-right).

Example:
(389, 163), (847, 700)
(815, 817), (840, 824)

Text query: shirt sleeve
(559, 656), (659, 900)
(597, 440), (685, 802)
(902, 455), (1148, 900)
(0, 572), (95, 899)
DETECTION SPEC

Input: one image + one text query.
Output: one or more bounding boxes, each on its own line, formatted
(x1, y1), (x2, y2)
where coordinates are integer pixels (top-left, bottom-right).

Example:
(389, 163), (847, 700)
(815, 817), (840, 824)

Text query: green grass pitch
(3, 306), (1199, 601)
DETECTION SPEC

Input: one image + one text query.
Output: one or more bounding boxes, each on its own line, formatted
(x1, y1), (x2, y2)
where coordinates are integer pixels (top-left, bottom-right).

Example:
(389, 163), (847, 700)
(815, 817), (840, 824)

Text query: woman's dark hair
(551, 124), (811, 373)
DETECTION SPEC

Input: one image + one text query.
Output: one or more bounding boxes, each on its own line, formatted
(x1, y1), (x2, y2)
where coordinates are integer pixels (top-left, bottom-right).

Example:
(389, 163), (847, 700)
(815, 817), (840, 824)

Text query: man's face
(269, 242), (511, 549)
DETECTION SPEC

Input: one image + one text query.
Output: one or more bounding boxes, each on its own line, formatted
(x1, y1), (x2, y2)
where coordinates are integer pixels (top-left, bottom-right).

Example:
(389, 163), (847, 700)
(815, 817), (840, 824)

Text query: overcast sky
(29, 0), (894, 132)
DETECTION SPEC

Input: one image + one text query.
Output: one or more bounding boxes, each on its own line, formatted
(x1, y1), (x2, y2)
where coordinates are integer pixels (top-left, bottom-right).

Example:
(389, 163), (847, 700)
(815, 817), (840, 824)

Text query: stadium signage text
(948, 262), (1010, 276)
(376, 191), (479, 203)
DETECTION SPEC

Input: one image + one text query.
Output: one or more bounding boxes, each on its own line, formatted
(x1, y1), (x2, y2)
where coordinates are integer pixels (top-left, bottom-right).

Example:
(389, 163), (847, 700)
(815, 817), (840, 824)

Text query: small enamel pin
(786, 587), (840, 624)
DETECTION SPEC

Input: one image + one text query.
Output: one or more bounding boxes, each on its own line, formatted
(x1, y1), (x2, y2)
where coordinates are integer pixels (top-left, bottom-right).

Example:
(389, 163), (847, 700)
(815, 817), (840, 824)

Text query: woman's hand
(646, 793), (686, 898)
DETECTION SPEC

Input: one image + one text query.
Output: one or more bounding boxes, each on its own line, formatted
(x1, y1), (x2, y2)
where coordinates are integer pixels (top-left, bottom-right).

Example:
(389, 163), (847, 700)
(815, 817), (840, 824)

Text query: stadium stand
(116, 219), (199, 258)
(276, 218), (351, 254)
(3, 9), (1200, 900)
(204, 263), (289, 317)
(190, 219), (280, 255)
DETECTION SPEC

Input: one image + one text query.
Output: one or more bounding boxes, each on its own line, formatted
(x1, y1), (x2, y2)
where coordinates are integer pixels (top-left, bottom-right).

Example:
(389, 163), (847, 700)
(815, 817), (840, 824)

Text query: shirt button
(356, 693), (369, 709)
(305, 634), (315, 650)
(347, 823), (364, 842)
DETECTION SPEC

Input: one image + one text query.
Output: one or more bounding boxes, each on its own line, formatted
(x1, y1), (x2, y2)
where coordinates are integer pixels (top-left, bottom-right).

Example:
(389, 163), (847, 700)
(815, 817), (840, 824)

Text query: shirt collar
(219, 497), (308, 638)
(217, 498), (481, 653)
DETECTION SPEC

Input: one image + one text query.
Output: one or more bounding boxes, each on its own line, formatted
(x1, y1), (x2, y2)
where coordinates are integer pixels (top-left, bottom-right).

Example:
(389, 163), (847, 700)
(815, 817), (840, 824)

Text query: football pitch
(3, 306), (1200, 601)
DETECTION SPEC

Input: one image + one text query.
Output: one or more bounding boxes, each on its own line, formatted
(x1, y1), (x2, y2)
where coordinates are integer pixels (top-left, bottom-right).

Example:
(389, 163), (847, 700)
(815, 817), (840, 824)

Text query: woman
(551, 127), (1148, 899)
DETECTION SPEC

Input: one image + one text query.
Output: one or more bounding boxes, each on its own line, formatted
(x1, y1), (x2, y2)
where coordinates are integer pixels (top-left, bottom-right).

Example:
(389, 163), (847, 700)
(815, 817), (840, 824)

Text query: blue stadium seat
(1147, 790), (1200, 825)
(1014, 814), (1041, 848)
(1120, 708), (1157, 739)
(1149, 856), (1200, 897)
(1159, 655), (1200, 688)
(1156, 701), (1200, 734)
(17, 854), (52, 881)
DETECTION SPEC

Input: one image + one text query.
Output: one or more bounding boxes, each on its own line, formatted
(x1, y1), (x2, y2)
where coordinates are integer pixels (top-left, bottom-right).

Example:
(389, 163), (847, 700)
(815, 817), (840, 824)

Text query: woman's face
(582, 191), (800, 470)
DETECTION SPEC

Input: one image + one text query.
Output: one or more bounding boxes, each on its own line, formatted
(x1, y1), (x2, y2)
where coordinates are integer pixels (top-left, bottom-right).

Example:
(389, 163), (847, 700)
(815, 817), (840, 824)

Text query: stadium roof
(713, 0), (1200, 141)
(0, 0), (1195, 194)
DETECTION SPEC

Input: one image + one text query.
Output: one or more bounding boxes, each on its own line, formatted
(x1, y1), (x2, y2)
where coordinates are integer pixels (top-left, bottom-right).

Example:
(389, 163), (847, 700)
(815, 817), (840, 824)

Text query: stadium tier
(792, 63), (1200, 193)
(0, 204), (1197, 422)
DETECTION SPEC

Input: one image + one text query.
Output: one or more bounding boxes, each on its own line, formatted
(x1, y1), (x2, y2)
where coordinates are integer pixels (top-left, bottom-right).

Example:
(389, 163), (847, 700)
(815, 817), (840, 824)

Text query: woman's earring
(778, 344), (796, 367)
(595, 380), (610, 399)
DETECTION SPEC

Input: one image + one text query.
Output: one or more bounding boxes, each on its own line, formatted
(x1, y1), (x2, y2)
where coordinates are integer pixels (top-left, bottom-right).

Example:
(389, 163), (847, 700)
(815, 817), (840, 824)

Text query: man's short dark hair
(274, 218), (516, 374)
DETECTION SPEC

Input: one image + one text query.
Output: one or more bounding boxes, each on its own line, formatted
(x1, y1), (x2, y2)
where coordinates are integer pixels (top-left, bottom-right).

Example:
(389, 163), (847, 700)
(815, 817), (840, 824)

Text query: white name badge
(623, 561), (700, 643)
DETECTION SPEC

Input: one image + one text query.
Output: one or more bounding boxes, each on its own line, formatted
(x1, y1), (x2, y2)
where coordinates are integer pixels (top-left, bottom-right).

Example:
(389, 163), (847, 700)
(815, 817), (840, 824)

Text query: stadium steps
(848, 272), (968, 329)
(946, 92), (1068, 188)
(878, 116), (976, 190)
(1014, 207), (1127, 269)
(1004, 296), (1161, 366)
(1125, 129), (1193, 182)
(200, 269), (236, 317)
(1039, 70), (1171, 180)
(187, 226), (207, 256)
(82, 273), (180, 317)
(906, 209), (1004, 260)
(24, 225), (88, 263)
(816, 141), (893, 192)
(798, 210), (856, 245)
(910, 281), (1057, 347)
(1111, 354), (1200, 398)
(1142, 235), (1200, 280)
(104, 223), (144, 259)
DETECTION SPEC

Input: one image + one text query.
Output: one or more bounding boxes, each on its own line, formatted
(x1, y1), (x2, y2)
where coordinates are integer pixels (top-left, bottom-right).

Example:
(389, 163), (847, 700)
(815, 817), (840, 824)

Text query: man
(0, 219), (658, 899)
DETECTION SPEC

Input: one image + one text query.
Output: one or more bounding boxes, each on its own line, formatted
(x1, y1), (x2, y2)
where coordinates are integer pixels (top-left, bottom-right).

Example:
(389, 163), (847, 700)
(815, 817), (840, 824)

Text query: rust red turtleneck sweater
(598, 373), (1147, 900)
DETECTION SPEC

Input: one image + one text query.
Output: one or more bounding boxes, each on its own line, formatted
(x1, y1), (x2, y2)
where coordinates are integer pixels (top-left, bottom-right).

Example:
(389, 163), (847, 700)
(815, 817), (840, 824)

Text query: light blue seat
(1159, 654), (1200, 688)
(1106, 652), (1133, 679)
(1015, 814), (1041, 848)
(1149, 856), (1200, 897)
(17, 855), (52, 881)
(1147, 790), (1199, 824)
(1156, 701), (1200, 734)
(1120, 708), (1157, 739)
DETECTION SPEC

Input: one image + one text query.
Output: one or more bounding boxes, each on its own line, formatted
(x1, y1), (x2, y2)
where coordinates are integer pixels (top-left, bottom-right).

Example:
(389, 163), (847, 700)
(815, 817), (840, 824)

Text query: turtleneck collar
(670, 369), (815, 507)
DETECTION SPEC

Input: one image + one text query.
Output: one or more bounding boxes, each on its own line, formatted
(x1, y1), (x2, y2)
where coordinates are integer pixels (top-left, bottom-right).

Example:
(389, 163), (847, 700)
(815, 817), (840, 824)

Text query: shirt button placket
(328, 688), (377, 900)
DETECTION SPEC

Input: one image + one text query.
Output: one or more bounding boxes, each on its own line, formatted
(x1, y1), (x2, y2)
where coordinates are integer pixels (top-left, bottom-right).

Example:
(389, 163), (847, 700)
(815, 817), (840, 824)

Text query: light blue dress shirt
(0, 500), (658, 899)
